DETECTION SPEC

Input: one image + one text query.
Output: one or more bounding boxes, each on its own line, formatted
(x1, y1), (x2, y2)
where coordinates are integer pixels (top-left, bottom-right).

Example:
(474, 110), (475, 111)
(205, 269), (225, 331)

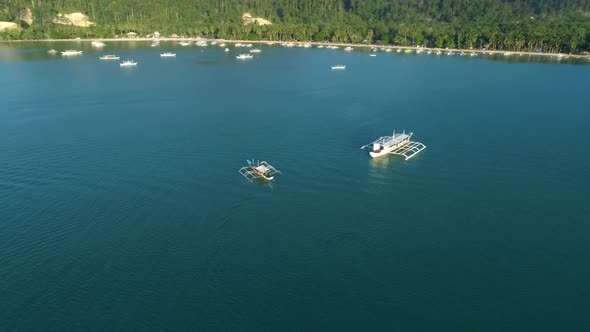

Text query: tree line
(1, 0), (589, 53)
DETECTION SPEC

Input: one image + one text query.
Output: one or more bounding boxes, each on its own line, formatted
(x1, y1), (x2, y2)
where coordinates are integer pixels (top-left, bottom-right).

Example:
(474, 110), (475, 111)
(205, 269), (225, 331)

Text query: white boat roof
(255, 165), (269, 173)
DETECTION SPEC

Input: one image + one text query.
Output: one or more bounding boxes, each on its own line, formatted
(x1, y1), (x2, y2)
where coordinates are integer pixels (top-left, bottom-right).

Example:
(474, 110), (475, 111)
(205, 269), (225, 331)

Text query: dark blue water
(1, 41), (590, 331)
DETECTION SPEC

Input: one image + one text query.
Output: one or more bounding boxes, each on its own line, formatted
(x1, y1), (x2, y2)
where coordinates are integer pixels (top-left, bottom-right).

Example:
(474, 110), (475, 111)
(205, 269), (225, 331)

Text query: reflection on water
(367, 154), (406, 182)
(251, 177), (277, 190)
(368, 154), (407, 169)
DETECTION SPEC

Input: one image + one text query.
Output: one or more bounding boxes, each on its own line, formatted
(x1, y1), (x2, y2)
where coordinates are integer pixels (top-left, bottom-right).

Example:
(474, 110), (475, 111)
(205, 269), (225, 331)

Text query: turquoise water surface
(1, 41), (589, 331)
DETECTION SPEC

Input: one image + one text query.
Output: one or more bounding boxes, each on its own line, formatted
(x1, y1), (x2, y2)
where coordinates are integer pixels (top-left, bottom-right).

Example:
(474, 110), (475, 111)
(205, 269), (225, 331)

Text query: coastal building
(126, 32), (138, 38)
(153, 31), (160, 38)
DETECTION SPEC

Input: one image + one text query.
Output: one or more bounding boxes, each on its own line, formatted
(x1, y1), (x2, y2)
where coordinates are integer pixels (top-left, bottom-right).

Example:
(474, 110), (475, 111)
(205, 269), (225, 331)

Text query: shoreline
(2, 37), (589, 60)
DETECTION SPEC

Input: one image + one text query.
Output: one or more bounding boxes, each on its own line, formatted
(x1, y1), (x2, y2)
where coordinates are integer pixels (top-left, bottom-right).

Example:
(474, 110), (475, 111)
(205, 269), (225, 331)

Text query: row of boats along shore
(47, 39), (590, 70)
(46, 39), (586, 69)
(47, 39), (587, 61)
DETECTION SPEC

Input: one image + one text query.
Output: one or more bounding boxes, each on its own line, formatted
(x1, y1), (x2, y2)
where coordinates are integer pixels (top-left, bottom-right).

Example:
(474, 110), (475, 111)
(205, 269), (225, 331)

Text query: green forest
(1, 0), (590, 53)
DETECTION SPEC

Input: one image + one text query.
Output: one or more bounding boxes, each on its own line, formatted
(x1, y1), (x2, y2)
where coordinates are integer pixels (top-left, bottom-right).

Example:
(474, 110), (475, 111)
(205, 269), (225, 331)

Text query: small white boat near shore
(61, 50), (83, 56)
(224, 48), (230, 52)
(179, 41), (191, 46)
(120, 60), (138, 67)
(236, 54), (253, 60)
(99, 55), (120, 60)
(369, 54), (377, 57)
(160, 52), (176, 57)
(249, 49), (262, 53)
(344, 46), (353, 51)
(47, 49), (57, 54)
(91, 41), (106, 48)
(331, 65), (346, 70)
(219, 43), (227, 47)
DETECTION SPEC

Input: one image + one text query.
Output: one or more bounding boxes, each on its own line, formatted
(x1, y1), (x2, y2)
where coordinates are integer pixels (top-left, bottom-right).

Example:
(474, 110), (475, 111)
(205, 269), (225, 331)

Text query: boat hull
(369, 150), (389, 158)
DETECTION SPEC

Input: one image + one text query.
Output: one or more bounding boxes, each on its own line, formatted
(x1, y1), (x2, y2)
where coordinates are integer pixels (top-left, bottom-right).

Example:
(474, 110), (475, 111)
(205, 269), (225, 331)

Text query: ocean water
(1, 41), (589, 331)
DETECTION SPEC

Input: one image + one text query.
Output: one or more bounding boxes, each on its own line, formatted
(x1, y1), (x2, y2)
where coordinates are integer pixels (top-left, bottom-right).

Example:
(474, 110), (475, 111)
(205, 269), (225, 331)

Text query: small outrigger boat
(120, 60), (138, 67)
(239, 159), (281, 182)
(99, 55), (119, 60)
(236, 54), (253, 60)
(360, 130), (426, 160)
(47, 49), (57, 54)
(331, 65), (346, 70)
(91, 41), (106, 48)
(249, 48), (262, 53)
(160, 52), (176, 57)
(61, 50), (83, 56)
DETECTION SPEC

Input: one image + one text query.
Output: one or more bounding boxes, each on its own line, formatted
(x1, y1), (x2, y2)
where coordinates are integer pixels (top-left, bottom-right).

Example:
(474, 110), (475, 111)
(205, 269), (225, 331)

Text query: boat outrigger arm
(360, 130), (426, 160)
(239, 159), (281, 182)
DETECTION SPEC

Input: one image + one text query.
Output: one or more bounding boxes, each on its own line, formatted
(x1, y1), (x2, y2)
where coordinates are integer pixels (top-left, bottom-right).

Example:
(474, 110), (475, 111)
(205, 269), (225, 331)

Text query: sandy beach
(3, 37), (589, 60)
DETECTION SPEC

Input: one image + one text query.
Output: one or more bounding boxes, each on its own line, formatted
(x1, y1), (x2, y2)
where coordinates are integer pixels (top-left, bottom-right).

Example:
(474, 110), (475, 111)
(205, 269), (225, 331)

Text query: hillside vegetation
(1, 0), (589, 53)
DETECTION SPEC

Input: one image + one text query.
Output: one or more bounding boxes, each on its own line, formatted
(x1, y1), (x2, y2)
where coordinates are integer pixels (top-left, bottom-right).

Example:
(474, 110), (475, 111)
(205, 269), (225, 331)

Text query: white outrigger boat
(47, 49), (57, 54)
(120, 60), (138, 67)
(236, 54), (253, 60)
(99, 55), (119, 60)
(91, 40), (106, 48)
(249, 48), (262, 53)
(160, 52), (176, 57)
(61, 50), (83, 56)
(239, 159), (281, 182)
(331, 65), (346, 70)
(360, 130), (426, 160)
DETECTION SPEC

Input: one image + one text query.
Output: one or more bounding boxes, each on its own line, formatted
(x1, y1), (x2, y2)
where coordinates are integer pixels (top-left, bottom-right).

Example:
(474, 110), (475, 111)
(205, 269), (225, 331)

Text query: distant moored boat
(61, 50), (83, 56)
(236, 54), (253, 60)
(120, 60), (138, 67)
(91, 41), (106, 48)
(99, 55), (120, 60)
(331, 65), (346, 70)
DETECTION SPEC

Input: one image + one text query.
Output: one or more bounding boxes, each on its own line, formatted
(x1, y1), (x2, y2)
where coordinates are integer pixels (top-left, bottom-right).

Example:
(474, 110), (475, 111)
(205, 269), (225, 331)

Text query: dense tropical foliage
(1, 0), (590, 53)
